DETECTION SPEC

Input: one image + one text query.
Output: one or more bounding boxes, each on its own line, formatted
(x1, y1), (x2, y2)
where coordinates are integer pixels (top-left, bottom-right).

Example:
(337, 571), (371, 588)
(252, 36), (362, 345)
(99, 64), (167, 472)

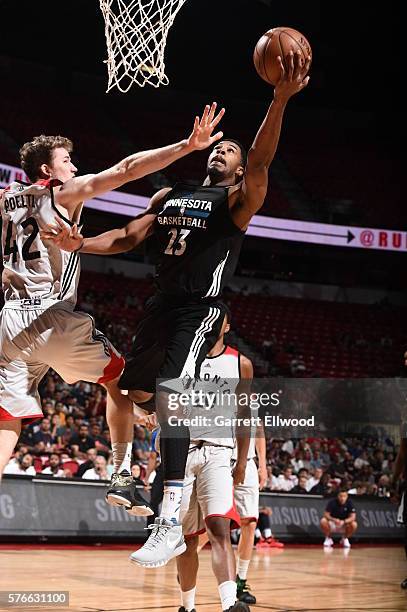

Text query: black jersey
(152, 183), (244, 298)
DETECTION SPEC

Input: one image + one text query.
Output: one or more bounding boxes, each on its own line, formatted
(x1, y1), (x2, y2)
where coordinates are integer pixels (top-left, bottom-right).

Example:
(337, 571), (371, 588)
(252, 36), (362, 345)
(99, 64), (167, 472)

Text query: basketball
(253, 27), (312, 86)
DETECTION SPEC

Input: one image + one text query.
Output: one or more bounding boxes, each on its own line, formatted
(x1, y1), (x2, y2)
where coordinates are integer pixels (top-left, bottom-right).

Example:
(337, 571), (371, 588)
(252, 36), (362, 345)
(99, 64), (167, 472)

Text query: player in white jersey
(169, 309), (252, 612)
(0, 104), (226, 503)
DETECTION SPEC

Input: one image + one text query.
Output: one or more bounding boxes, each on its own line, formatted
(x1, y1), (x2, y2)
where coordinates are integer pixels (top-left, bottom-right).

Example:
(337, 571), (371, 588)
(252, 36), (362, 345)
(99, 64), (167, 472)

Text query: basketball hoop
(99, 0), (188, 92)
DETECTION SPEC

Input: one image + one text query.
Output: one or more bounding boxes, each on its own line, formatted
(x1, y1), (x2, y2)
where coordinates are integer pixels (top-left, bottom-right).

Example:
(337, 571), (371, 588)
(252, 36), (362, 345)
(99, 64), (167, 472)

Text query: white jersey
(1, 179), (80, 309)
(190, 345), (241, 449)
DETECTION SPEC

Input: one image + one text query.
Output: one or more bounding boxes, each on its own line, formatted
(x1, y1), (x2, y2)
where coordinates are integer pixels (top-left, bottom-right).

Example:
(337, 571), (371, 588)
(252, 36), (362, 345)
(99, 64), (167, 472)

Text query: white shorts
(234, 458), (259, 521)
(328, 520), (346, 533)
(180, 444), (240, 537)
(0, 305), (124, 422)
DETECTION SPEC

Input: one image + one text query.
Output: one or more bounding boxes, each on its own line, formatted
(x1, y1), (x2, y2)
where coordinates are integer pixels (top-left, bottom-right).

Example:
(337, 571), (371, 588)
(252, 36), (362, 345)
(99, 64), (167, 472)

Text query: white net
(99, 0), (188, 92)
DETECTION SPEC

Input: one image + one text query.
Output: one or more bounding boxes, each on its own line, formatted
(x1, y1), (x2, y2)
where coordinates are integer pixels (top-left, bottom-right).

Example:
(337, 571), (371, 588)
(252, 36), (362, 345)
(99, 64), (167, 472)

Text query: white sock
(112, 442), (132, 474)
(263, 528), (272, 539)
(255, 528), (261, 539)
(218, 580), (236, 611)
(181, 586), (196, 611)
(161, 480), (183, 523)
(237, 558), (250, 580)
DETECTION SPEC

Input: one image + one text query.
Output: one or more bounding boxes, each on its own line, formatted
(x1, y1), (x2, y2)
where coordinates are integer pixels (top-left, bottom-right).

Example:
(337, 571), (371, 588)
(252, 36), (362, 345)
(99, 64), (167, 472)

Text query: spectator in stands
(88, 389), (107, 418)
(348, 481), (368, 496)
(309, 471), (331, 496)
(370, 449), (385, 476)
(328, 452), (347, 480)
(375, 474), (391, 498)
(289, 474), (309, 494)
(320, 489), (357, 548)
(54, 401), (68, 419)
(32, 418), (54, 449)
(57, 414), (76, 446)
(310, 451), (323, 470)
(102, 428), (112, 448)
(69, 424), (95, 453)
(82, 455), (109, 480)
(307, 467), (323, 491)
(342, 451), (356, 479)
(41, 453), (65, 477)
(281, 438), (294, 456)
(320, 442), (331, 466)
(266, 466), (279, 490)
(354, 450), (369, 470)
(381, 450), (393, 472)
(133, 426), (150, 464)
(90, 423), (110, 451)
(358, 464), (375, 486)
(302, 449), (313, 471)
(50, 414), (62, 441)
(76, 448), (98, 478)
(73, 415), (85, 430)
(273, 466), (297, 492)
(297, 439), (311, 453)
(72, 381), (91, 407)
(275, 450), (292, 472)
(291, 450), (306, 472)
(4, 453), (36, 476)
(297, 467), (309, 480)
(131, 462), (145, 486)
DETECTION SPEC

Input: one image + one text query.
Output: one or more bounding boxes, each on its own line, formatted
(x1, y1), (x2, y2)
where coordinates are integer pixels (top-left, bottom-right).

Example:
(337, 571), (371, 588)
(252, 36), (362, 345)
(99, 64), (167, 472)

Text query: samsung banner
(1, 161), (406, 252)
(0, 477), (401, 541)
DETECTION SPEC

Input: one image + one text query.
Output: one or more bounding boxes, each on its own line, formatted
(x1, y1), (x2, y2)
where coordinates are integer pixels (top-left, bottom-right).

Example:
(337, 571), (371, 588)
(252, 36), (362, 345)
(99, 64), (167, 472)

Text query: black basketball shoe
(236, 575), (256, 604)
(105, 471), (153, 516)
(225, 603), (250, 611)
(401, 578), (407, 589)
(178, 608), (196, 612)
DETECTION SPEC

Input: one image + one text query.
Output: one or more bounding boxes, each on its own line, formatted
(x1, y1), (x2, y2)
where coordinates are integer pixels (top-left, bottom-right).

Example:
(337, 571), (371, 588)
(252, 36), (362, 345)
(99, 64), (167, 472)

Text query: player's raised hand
(274, 51), (311, 100)
(186, 102), (225, 151)
(40, 216), (84, 252)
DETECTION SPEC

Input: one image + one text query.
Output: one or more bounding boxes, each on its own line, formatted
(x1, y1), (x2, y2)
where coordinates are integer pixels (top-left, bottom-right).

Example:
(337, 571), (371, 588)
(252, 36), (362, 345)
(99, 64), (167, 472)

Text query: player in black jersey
(44, 52), (310, 569)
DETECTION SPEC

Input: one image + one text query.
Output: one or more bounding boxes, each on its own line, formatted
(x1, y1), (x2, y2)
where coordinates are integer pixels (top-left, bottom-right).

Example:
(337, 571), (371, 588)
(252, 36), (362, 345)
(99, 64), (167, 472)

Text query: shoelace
(242, 582), (252, 592)
(111, 473), (132, 487)
(143, 523), (171, 550)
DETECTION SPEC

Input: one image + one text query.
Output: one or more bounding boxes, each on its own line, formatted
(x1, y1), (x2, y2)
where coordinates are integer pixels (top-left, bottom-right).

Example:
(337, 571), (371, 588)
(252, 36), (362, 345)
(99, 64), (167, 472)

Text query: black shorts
(119, 293), (228, 393)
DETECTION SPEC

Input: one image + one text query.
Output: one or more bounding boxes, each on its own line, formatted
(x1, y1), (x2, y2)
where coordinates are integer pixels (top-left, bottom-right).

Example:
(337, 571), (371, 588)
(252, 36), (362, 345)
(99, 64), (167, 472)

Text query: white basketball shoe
(130, 517), (186, 568)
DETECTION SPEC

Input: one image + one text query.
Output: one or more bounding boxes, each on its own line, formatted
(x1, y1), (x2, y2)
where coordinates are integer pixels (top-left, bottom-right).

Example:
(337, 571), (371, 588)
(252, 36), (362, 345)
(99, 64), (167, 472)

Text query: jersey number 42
(2, 217), (41, 263)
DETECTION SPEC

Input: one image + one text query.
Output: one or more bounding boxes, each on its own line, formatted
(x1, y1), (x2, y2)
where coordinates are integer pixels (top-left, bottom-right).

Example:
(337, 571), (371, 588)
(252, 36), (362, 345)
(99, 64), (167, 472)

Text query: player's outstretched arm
(55, 103), (224, 208)
(233, 355), (254, 486)
(231, 52), (311, 230)
(41, 188), (170, 254)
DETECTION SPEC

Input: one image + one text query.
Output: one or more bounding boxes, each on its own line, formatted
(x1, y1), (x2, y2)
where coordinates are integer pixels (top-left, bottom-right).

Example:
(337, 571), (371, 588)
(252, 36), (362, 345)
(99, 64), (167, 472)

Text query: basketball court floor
(0, 545), (405, 611)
